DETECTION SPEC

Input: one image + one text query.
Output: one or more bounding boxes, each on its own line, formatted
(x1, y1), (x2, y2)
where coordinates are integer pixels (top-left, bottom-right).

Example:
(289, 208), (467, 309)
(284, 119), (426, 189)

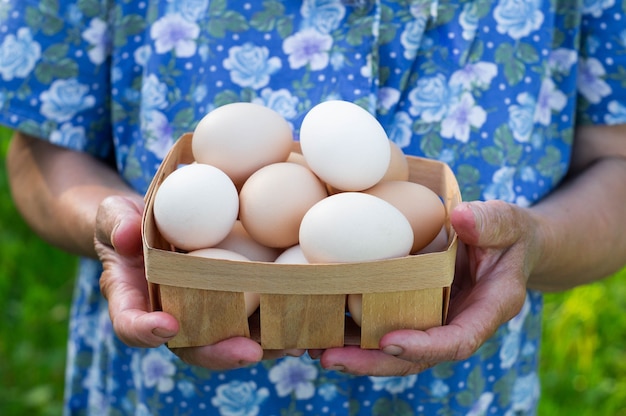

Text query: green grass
(0, 125), (625, 415)
(0, 127), (77, 415)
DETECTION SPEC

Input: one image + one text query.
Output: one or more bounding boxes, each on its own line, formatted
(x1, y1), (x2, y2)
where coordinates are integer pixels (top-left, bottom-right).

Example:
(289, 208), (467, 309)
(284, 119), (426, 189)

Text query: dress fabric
(1, 1), (625, 415)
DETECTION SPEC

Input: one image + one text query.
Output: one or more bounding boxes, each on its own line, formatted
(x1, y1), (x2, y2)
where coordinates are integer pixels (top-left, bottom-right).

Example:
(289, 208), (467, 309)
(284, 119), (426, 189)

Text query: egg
(274, 245), (309, 264)
(214, 220), (281, 262)
(192, 102), (293, 187)
(382, 140), (410, 182)
(285, 151), (309, 169)
(299, 100), (391, 191)
(186, 248), (260, 317)
(417, 226), (449, 254)
(299, 192), (414, 263)
(239, 162), (328, 248)
(347, 294), (363, 326)
(153, 163), (238, 251)
(363, 180), (446, 253)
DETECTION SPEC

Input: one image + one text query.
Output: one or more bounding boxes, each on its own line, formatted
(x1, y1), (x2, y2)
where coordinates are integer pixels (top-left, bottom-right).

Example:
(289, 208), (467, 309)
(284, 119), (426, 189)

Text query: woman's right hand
(94, 195), (294, 369)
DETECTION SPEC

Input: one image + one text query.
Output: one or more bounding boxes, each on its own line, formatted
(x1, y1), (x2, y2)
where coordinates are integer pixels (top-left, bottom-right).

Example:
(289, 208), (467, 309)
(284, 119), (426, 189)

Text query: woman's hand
(312, 200), (539, 376)
(94, 195), (303, 369)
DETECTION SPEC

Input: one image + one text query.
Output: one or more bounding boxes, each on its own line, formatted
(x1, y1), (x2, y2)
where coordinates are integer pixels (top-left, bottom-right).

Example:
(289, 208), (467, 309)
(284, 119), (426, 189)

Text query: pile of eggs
(153, 100), (447, 323)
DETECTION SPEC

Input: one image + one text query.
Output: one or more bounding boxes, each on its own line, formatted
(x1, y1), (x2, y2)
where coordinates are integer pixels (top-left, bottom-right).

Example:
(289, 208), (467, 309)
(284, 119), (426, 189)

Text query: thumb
(95, 195), (145, 256)
(450, 200), (524, 248)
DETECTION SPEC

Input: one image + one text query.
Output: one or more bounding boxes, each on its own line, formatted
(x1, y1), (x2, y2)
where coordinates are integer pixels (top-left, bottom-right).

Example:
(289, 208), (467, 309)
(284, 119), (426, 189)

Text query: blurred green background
(1, 126), (625, 415)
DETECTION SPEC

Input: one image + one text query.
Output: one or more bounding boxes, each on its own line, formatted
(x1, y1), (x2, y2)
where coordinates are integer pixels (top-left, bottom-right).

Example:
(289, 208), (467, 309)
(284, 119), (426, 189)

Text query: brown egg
(239, 162), (328, 248)
(347, 294), (362, 327)
(186, 248), (260, 317)
(214, 220), (281, 262)
(363, 180), (446, 253)
(381, 140), (410, 182)
(286, 151), (309, 168)
(416, 226), (449, 254)
(192, 102), (294, 188)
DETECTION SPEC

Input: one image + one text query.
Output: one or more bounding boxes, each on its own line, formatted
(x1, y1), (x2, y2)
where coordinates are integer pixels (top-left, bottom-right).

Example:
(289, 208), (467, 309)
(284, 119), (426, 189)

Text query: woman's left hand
(311, 200), (540, 376)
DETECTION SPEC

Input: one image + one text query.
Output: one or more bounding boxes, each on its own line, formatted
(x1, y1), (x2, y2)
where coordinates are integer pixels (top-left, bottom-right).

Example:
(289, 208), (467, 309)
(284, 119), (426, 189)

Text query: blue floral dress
(1, 1), (625, 415)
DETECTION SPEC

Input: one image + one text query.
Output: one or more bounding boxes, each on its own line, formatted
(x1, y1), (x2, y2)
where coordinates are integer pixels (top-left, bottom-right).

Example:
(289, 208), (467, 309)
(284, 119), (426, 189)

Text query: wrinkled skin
(94, 194), (534, 374)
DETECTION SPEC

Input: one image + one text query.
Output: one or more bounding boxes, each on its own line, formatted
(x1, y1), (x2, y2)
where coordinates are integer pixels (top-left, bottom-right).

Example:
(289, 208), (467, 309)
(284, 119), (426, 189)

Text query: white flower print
(500, 330), (521, 369)
(40, 78), (96, 123)
(268, 357), (318, 399)
(467, 392), (494, 416)
(484, 166), (516, 202)
(582, 0), (615, 17)
(166, 0), (209, 22)
(82, 18), (110, 65)
(141, 349), (176, 393)
(400, 14), (428, 60)
(223, 43), (282, 89)
(547, 48), (577, 75)
(369, 375), (418, 394)
(459, 2), (480, 41)
(508, 92), (536, 143)
(143, 110), (174, 159)
(134, 45), (152, 67)
(318, 383), (338, 401)
(388, 111), (413, 148)
(211, 380), (269, 416)
(449, 62), (498, 90)
(377, 87), (401, 113)
(252, 88), (299, 120)
(494, 0), (544, 40)
(508, 293), (531, 332)
(300, 0), (347, 35)
(534, 78), (566, 126)
(605, 100), (626, 124)
(360, 53), (373, 78)
(441, 92), (487, 143)
(511, 373), (540, 412)
(408, 74), (454, 122)
(283, 28), (333, 70)
(150, 13), (200, 57)
(430, 379), (450, 398)
(577, 57), (612, 104)
(0, 27), (41, 81)
(141, 74), (169, 111)
(50, 123), (87, 150)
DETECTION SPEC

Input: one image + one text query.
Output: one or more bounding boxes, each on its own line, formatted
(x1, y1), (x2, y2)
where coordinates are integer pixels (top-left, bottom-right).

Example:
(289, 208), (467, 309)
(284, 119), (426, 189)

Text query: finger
(262, 349), (306, 360)
(171, 337), (264, 370)
(95, 195), (145, 256)
(96, 194), (179, 347)
(100, 263), (180, 348)
(379, 269), (526, 364)
(319, 346), (432, 376)
(451, 200), (525, 248)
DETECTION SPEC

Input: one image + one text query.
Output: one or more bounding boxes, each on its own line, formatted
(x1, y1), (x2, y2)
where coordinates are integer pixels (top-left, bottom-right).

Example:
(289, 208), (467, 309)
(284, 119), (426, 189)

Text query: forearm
(7, 132), (138, 258)
(528, 125), (626, 291)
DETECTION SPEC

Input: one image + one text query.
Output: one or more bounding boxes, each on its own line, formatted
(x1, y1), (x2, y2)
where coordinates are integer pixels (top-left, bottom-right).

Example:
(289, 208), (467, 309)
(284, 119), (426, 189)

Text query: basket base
(260, 294), (345, 349)
(162, 286), (250, 348)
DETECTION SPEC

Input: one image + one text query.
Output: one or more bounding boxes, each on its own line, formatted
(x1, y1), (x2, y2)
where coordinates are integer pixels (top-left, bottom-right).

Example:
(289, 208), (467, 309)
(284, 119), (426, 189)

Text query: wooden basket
(142, 133), (461, 349)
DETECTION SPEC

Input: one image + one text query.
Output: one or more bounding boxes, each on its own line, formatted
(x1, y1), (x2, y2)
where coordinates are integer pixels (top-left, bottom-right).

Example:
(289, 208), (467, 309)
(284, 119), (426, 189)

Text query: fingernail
(238, 360), (256, 367)
(285, 349), (305, 357)
(152, 327), (176, 339)
(383, 345), (404, 356)
(327, 364), (345, 372)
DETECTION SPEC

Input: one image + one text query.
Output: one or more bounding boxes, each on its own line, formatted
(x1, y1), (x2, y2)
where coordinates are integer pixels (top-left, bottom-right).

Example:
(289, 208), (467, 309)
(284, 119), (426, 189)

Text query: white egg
(299, 192), (414, 263)
(274, 245), (309, 264)
(186, 248), (260, 317)
(299, 100), (391, 191)
(153, 163), (238, 251)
